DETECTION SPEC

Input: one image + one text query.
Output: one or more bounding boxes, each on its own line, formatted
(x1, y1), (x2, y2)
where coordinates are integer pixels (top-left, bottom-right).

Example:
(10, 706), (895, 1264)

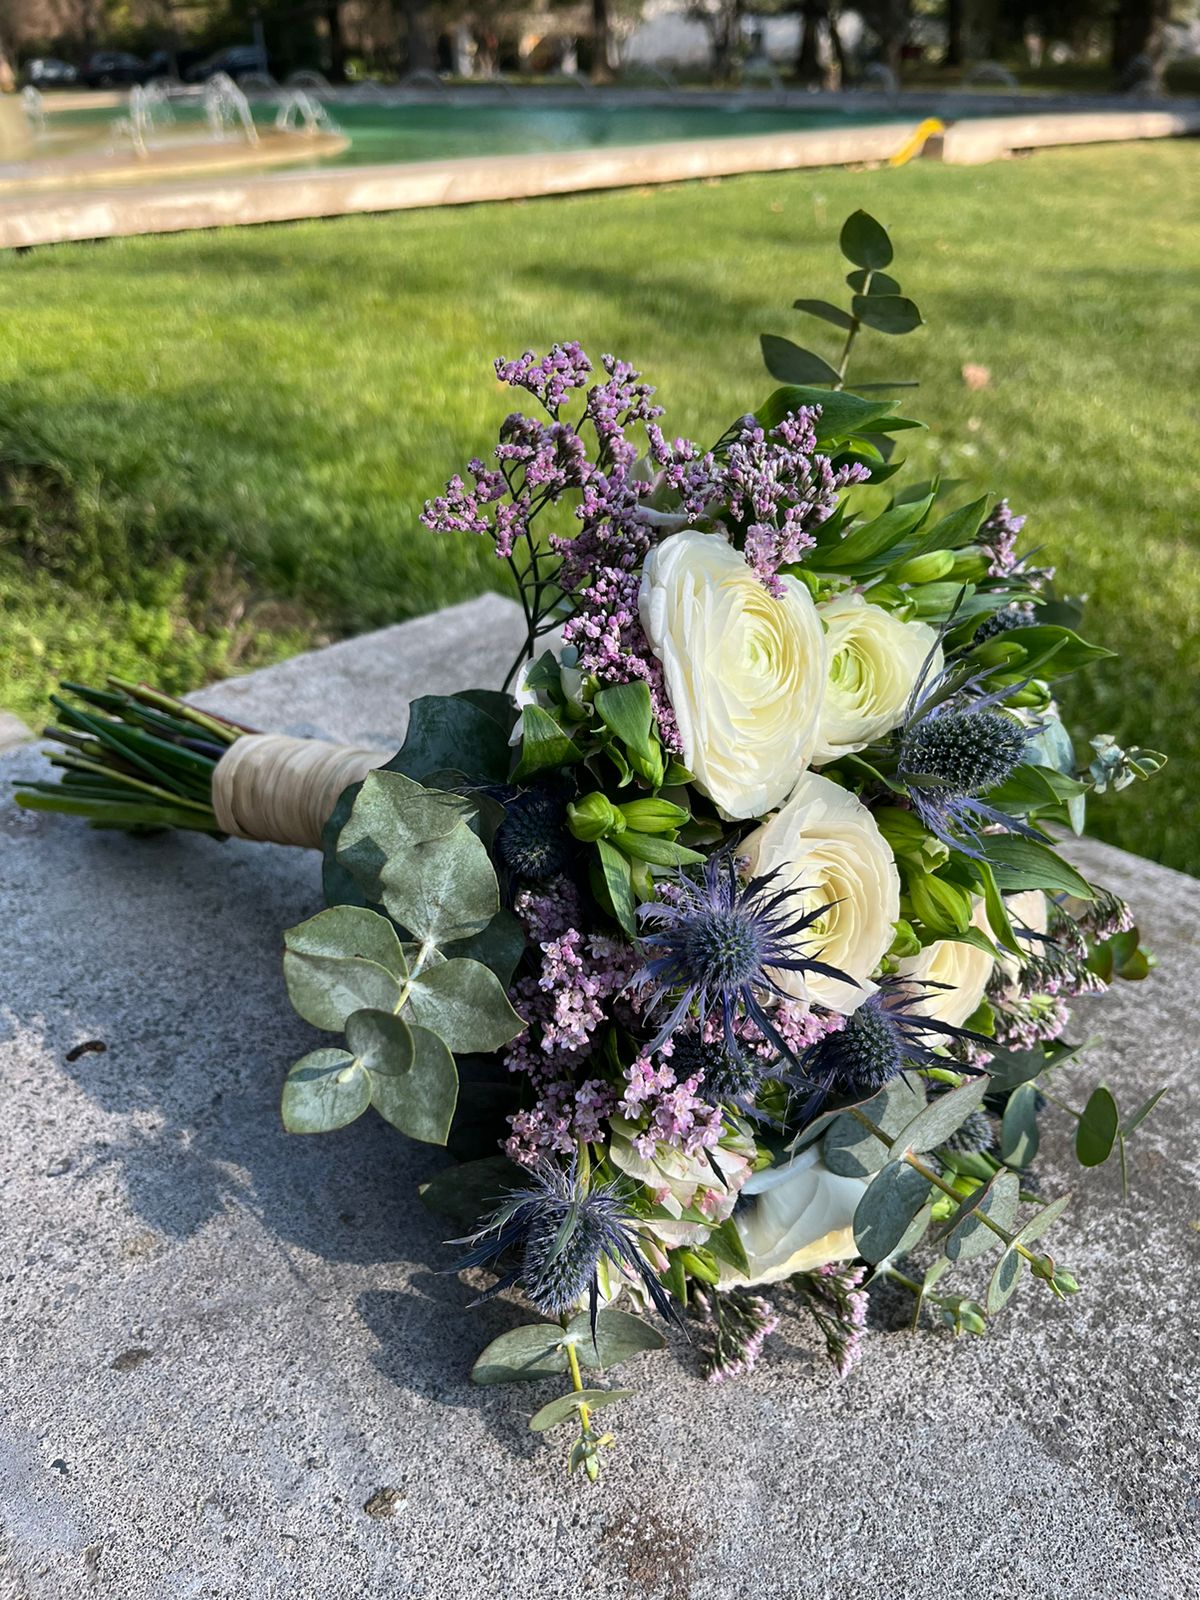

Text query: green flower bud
(617, 798), (690, 834)
(628, 743), (665, 790)
(1052, 1270), (1080, 1297)
(957, 1306), (987, 1336)
(906, 872), (974, 936)
(567, 793), (623, 842)
(889, 918), (922, 960)
(678, 1248), (721, 1286)
(893, 549), (956, 585)
(876, 806), (950, 870)
(948, 550), (990, 583)
(973, 639), (1025, 670)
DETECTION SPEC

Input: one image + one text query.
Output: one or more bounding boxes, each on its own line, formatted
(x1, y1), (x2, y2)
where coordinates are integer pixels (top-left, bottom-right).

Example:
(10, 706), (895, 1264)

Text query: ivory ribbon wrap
(211, 733), (391, 849)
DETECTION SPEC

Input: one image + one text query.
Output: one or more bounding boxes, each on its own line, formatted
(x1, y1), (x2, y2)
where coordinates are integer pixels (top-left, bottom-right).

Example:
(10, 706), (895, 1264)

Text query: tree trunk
(942, 0), (962, 68)
(1111, 0), (1171, 87)
(591, 0), (612, 82)
(403, 0), (435, 73)
(795, 0), (825, 85)
(325, 3), (347, 81)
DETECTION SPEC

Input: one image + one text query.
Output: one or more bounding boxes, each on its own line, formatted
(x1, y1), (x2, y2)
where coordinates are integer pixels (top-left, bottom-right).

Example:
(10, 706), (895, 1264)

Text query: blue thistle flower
(668, 1033), (767, 1109)
(495, 785), (572, 881)
(634, 853), (852, 1059)
(801, 977), (989, 1099)
(453, 1160), (678, 1329)
(939, 1106), (996, 1156)
(896, 630), (1040, 859)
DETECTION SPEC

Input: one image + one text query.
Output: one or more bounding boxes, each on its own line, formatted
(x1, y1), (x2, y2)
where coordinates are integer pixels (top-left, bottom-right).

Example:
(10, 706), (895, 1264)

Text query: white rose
(897, 896), (997, 1028)
(997, 888), (1048, 989)
(812, 592), (941, 765)
(720, 1145), (867, 1288)
(638, 530), (828, 820)
(742, 771), (901, 1014)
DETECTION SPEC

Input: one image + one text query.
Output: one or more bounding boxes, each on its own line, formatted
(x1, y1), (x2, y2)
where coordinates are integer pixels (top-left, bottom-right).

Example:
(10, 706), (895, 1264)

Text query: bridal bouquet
(20, 213), (1167, 1482)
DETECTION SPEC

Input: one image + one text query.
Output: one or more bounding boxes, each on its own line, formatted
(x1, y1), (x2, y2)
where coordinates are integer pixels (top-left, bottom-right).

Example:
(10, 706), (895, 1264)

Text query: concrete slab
(1, 599), (1197, 1600)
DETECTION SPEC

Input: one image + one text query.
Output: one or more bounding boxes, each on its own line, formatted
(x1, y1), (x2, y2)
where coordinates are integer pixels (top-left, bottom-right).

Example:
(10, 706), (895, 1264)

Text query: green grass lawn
(1, 141), (1196, 869)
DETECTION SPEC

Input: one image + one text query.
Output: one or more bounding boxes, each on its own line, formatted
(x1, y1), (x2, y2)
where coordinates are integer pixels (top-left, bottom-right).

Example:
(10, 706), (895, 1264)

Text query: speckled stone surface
(1, 598), (1197, 1600)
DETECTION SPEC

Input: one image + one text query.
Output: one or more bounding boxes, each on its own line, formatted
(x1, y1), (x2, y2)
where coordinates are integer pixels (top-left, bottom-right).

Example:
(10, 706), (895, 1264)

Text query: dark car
(142, 48), (206, 82)
(22, 57), (78, 89)
(184, 46), (269, 84)
(80, 51), (148, 88)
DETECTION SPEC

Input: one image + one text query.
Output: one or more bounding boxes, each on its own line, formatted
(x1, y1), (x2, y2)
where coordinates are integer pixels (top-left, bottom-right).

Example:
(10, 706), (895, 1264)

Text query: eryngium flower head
(895, 635), (1039, 859)
(669, 1034), (764, 1107)
(453, 1160), (677, 1328)
(940, 1106), (995, 1155)
(901, 707), (1028, 797)
(973, 602), (1035, 645)
(801, 977), (988, 1098)
(495, 786), (572, 881)
(635, 853), (851, 1058)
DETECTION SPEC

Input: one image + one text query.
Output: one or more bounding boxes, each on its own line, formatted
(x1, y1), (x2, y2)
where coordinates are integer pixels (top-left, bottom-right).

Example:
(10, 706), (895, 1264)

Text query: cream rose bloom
(742, 771), (900, 1014)
(638, 530), (827, 819)
(997, 888), (1048, 989)
(720, 1146), (868, 1288)
(812, 592), (941, 766)
(898, 896), (997, 1028)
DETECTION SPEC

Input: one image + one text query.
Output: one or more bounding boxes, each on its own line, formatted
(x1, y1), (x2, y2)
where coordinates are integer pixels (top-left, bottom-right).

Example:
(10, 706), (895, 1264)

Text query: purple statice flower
(585, 354), (665, 468)
(494, 342), (593, 416)
(634, 854), (850, 1060)
(1076, 887), (1135, 942)
(979, 499), (1026, 577)
(794, 1263), (869, 1378)
(618, 1054), (724, 1160)
(454, 1157), (678, 1328)
(691, 1287), (780, 1382)
(986, 976), (1070, 1051)
(722, 409), (869, 594)
(496, 414), (590, 497)
(646, 425), (724, 518)
(420, 457), (512, 542)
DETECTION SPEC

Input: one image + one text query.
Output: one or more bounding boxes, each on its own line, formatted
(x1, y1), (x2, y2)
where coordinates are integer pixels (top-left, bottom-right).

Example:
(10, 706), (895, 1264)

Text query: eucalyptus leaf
(567, 1308), (667, 1369)
(846, 268), (901, 295)
(346, 1010), (458, 1145)
(1076, 1085), (1119, 1167)
(281, 1048), (370, 1134)
(405, 957), (526, 1053)
(283, 906), (406, 1031)
(1000, 1080), (1040, 1168)
(388, 692), (513, 785)
(443, 907), (526, 987)
(839, 209), (894, 270)
(824, 1075), (925, 1178)
(1010, 1192), (1071, 1248)
(940, 1169), (1019, 1261)
(334, 769), (471, 905)
(760, 334), (842, 386)
(792, 297), (855, 331)
(853, 1160), (934, 1264)
(419, 1153), (523, 1229)
(471, 1324), (567, 1386)
(985, 1248), (1022, 1315)
(889, 1076), (989, 1156)
(358, 790), (500, 946)
(528, 1389), (633, 1433)
(852, 294), (922, 335)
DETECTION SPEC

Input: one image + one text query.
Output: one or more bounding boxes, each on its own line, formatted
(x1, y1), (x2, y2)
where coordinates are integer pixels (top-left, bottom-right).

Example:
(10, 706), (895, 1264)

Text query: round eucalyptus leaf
(281, 1048), (370, 1134)
(986, 1248), (1022, 1315)
(853, 1160), (934, 1265)
(377, 806), (499, 946)
(419, 1153), (524, 1229)
(405, 957), (526, 1053)
(889, 1075), (989, 1156)
(942, 1169), (1020, 1261)
(1076, 1085), (1119, 1167)
(283, 905), (407, 1031)
(355, 1013), (458, 1146)
(470, 1324), (567, 1386)
(839, 209), (894, 270)
(825, 1075), (926, 1178)
(852, 293), (923, 335)
(1010, 1192), (1072, 1249)
(528, 1389), (633, 1434)
(566, 1309), (667, 1370)
(1000, 1080), (1041, 1168)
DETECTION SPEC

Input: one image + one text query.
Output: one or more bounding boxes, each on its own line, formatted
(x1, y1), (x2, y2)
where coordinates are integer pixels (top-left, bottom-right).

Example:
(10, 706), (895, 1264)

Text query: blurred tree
(1110, 0), (1173, 83)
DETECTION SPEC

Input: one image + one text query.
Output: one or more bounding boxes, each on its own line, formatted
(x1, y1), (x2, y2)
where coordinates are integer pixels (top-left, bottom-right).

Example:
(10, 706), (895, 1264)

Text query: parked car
(142, 48), (206, 83)
(184, 46), (268, 84)
(22, 57), (78, 89)
(80, 51), (148, 88)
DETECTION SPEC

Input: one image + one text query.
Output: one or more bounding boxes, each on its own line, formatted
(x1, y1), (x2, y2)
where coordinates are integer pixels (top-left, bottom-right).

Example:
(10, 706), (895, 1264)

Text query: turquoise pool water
(38, 99), (924, 173)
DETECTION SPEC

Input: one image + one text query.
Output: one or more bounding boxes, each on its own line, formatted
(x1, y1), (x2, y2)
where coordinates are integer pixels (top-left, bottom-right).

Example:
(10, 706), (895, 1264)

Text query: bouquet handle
(211, 733), (390, 849)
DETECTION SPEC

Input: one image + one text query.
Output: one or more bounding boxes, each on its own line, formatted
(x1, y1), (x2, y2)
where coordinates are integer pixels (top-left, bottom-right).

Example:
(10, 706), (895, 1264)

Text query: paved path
(1, 597), (1197, 1599)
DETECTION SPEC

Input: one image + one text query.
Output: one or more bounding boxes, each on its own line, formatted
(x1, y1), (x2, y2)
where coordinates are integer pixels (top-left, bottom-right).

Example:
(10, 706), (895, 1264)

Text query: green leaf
(512, 703), (584, 783)
(405, 957), (526, 1053)
(443, 908), (526, 987)
(846, 268), (901, 295)
(978, 860), (1021, 956)
(334, 769), (470, 902)
(1010, 1192), (1071, 1248)
(471, 1324), (567, 1386)
(281, 1048), (370, 1133)
(1076, 1085), (1119, 1167)
(939, 1169), (1020, 1261)
(990, 626), (1113, 676)
(889, 1077), (989, 1155)
(613, 832), (704, 868)
(824, 1075), (926, 1177)
(596, 838), (637, 938)
(805, 493), (934, 573)
(852, 294), (922, 335)
(839, 210), (894, 270)
(792, 297), (855, 331)
(528, 1389), (633, 1433)
(705, 1215), (751, 1276)
(984, 837), (1096, 901)
(901, 494), (990, 560)
(985, 1248), (1023, 1315)
(853, 1160), (934, 1264)
(594, 681), (657, 759)
(1000, 1081), (1040, 1168)
(566, 1308), (667, 1369)
(388, 692), (513, 785)
(419, 1153), (522, 1229)
(345, 1010), (459, 1145)
(985, 1038), (1082, 1094)
(1122, 1085), (1168, 1138)
(283, 906), (406, 1031)
(760, 335), (842, 386)
(754, 385), (899, 442)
